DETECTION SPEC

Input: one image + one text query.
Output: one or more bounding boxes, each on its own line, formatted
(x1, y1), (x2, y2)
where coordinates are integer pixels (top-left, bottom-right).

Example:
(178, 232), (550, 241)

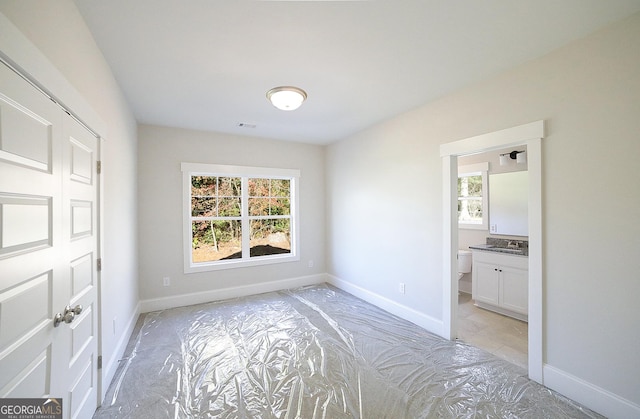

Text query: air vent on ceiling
(237, 122), (256, 129)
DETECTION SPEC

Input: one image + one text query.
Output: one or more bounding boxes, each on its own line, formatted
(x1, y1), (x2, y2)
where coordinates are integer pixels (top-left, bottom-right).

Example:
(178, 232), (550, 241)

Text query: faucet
(507, 241), (519, 249)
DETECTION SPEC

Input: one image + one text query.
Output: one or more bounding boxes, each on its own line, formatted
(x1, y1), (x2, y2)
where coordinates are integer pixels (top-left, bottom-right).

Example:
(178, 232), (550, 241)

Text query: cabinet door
(473, 261), (500, 306)
(500, 265), (528, 314)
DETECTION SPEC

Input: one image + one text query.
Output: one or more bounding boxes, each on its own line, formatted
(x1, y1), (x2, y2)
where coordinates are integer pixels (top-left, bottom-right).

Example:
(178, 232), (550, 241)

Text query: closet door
(56, 113), (100, 419)
(0, 62), (99, 419)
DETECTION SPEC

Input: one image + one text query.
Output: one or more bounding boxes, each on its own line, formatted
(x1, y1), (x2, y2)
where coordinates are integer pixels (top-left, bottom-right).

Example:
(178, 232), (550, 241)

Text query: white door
(0, 62), (99, 419)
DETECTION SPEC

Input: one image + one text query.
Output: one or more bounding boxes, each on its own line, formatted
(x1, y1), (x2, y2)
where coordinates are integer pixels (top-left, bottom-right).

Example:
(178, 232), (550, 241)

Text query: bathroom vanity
(470, 248), (528, 322)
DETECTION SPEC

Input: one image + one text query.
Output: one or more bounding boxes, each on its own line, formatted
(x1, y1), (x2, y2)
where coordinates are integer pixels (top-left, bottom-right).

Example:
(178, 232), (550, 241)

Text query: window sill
(185, 253), (300, 274)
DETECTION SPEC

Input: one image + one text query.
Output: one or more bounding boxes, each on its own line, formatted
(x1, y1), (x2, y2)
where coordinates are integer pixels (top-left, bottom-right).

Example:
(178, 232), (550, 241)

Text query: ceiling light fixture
(499, 150), (527, 166)
(266, 86), (307, 111)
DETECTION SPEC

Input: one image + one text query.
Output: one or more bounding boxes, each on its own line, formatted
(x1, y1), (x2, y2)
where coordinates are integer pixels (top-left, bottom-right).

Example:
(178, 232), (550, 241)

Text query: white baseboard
(100, 301), (140, 403)
(328, 274), (444, 337)
(139, 273), (327, 313)
(543, 364), (640, 419)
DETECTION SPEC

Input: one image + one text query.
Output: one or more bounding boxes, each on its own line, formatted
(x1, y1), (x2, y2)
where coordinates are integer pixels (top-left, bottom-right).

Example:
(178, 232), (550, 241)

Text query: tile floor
(457, 292), (528, 370)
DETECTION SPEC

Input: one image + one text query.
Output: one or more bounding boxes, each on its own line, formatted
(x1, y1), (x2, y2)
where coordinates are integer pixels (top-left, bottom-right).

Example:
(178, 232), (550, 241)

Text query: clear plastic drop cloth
(93, 284), (602, 418)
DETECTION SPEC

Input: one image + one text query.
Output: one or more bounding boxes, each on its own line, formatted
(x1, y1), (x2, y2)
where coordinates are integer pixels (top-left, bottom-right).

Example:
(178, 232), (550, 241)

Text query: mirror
(489, 171), (528, 236)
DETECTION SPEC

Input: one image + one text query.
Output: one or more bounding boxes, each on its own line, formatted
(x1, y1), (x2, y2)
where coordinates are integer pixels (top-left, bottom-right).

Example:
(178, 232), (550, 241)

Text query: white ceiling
(73, 0), (640, 145)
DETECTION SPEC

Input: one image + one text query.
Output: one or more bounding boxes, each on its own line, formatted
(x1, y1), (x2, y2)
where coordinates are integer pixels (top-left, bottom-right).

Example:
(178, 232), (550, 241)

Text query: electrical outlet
(308, 260), (314, 268)
(490, 224), (498, 233)
(163, 277), (170, 286)
(399, 283), (405, 294)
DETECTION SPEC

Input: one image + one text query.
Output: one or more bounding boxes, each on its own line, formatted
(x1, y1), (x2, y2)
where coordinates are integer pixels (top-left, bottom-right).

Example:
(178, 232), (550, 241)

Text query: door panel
(2, 347), (50, 397)
(0, 273), (51, 349)
(70, 200), (93, 238)
(0, 195), (51, 249)
(69, 358), (95, 419)
(0, 61), (99, 418)
(69, 139), (93, 184)
(0, 78), (54, 172)
(0, 63), (61, 401)
(70, 255), (93, 298)
(62, 113), (99, 419)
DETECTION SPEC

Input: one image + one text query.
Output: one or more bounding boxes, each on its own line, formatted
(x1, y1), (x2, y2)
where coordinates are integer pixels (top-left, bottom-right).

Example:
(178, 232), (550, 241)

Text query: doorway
(456, 149), (529, 370)
(440, 121), (544, 383)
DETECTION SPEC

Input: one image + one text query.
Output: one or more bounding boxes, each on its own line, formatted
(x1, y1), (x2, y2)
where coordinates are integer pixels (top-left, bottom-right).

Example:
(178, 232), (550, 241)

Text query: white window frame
(182, 162), (300, 273)
(458, 162), (489, 230)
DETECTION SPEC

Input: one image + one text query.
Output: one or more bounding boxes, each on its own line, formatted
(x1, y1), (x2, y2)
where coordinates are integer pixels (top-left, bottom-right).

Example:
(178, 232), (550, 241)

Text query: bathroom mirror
(489, 171), (528, 236)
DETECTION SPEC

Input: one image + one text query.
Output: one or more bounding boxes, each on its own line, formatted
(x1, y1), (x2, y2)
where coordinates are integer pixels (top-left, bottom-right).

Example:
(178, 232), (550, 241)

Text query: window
(182, 163), (299, 273)
(458, 163), (488, 230)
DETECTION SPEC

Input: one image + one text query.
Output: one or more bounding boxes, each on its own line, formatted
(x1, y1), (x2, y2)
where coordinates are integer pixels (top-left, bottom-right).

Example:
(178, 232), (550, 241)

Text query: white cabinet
(472, 250), (528, 321)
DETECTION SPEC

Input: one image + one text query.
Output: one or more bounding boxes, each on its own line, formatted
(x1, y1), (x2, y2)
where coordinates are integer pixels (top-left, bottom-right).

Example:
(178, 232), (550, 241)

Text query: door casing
(440, 121), (544, 383)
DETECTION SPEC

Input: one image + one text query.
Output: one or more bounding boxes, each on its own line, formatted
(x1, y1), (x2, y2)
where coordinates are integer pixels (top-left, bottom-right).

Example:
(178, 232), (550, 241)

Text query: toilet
(458, 250), (472, 280)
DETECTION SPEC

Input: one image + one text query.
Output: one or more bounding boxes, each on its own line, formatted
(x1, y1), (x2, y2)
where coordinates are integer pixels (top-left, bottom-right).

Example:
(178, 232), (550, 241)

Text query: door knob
(53, 310), (75, 327)
(53, 304), (83, 327)
(67, 304), (83, 316)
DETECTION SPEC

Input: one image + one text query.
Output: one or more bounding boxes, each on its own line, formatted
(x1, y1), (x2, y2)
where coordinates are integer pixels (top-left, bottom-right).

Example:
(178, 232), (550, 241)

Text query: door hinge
(97, 160), (102, 174)
(97, 355), (102, 370)
(97, 258), (102, 272)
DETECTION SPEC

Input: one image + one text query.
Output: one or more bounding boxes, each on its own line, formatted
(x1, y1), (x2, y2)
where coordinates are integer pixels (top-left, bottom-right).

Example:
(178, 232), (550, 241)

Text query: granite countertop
(469, 238), (528, 256)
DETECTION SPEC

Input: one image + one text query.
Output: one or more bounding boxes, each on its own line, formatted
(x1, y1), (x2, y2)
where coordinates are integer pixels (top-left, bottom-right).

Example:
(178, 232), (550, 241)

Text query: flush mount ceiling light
(266, 86), (307, 111)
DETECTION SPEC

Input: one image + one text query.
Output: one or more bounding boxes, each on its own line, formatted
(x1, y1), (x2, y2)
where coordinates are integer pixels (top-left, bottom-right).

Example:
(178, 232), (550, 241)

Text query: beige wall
(137, 124), (325, 303)
(327, 12), (640, 409)
(0, 0), (139, 399)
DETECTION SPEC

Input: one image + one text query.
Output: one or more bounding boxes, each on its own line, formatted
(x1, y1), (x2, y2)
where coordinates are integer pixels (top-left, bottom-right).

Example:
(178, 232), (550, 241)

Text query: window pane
(218, 177), (241, 197)
(219, 197), (241, 216)
(458, 174), (484, 224)
(248, 197), (270, 216)
(191, 176), (217, 196)
(191, 197), (216, 217)
(192, 220), (242, 262)
(248, 178), (270, 197)
(250, 219), (291, 257)
(458, 175), (482, 197)
(271, 179), (290, 197)
(271, 198), (290, 215)
(458, 197), (483, 222)
(248, 178), (291, 216)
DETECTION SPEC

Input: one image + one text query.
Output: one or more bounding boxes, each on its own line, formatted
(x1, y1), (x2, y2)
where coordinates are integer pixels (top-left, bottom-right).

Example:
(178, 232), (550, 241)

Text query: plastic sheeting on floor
(94, 284), (601, 418)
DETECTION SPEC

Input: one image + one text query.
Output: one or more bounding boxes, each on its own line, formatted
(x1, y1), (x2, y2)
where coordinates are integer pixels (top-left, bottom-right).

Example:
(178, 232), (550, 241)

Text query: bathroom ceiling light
(266, 86), (307, 111)
(516, 151), (527, 164)
(500, 150), (526, 166)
